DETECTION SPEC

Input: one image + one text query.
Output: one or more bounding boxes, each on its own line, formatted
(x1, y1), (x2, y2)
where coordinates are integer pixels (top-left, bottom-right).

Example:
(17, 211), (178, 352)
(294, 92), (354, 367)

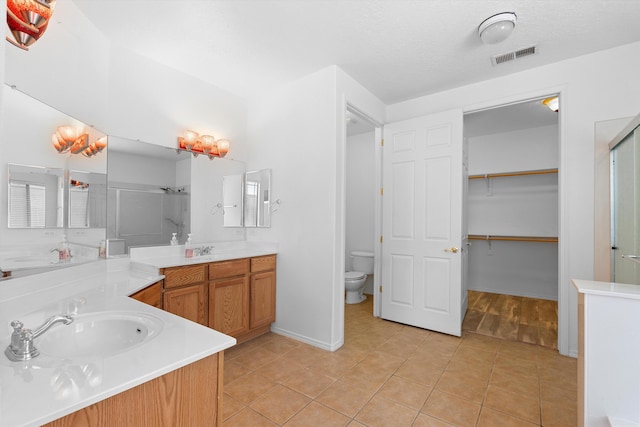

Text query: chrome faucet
(4, 314), (73, 361)
(200, 245), (214, 255)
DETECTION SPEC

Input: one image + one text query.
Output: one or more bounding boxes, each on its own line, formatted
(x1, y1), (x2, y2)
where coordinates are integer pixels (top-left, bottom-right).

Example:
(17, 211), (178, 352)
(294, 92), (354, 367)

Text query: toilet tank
(351, 251), (374, 274)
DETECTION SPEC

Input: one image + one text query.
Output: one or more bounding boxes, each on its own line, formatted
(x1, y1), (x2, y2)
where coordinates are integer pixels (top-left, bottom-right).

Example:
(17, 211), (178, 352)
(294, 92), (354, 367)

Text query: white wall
(346, 131), (376, 294)
(387, 40), (640, 357)
(246, 66), (384, 350)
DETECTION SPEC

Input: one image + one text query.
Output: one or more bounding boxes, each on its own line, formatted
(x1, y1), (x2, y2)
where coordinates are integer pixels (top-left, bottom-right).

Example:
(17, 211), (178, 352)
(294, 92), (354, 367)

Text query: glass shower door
(611, 127), (640, 284)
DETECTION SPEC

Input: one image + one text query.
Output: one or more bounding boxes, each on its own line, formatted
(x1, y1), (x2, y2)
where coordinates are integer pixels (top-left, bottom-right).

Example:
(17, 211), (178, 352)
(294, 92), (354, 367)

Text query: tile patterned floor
(223, 297), (577, 426)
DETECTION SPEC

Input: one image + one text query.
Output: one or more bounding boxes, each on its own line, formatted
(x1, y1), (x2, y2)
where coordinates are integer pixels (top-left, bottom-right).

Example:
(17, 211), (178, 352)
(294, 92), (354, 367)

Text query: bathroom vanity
(130, 244), (277, 344)
(0, 258), (236, 426)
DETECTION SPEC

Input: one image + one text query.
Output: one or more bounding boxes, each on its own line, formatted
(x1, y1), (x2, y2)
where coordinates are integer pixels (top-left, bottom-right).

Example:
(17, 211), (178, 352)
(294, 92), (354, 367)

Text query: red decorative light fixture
(6, 0), (56, 50)
(178, 130), (230, 159)
(52, 126), (107, 157)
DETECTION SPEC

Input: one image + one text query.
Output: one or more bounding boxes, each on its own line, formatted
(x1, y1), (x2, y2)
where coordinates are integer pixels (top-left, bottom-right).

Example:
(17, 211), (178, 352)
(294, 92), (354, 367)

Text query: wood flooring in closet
(463, 290), (558, 350)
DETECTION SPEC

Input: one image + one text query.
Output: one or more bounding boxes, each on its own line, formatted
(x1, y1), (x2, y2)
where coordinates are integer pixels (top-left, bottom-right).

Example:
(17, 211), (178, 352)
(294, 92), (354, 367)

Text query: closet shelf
(468, 168), (558, 180)
(468, 234), (558, 243)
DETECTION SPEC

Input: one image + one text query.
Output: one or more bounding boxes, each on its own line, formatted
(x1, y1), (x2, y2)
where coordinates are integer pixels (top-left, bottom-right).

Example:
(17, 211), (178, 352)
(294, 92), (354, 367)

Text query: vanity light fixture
(478, 12), (517, 45)
(52, 126), (107, 157)
(542, 96), (559, 112)
(177, 130), (230, 159)
(81, 136), (108, 157)
(6, 0), (56, 50)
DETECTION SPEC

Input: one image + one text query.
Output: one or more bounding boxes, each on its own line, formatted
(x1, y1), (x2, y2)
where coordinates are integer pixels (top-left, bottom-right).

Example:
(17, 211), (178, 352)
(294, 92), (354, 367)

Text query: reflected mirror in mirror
(244, 169), (271, 228)
(68, 170), (107, 229)
(223, 174), (244, 227)
(8, 163), (64, 228)
(107, 137), (192, 254)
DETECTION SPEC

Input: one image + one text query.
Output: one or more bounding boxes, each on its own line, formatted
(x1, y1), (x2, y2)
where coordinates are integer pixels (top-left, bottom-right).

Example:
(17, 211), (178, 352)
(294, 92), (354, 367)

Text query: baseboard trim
(270, 326), (343, 352)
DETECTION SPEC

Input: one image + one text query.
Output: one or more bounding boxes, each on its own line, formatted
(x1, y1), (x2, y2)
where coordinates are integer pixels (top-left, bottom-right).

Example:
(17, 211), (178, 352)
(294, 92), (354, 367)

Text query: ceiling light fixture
(478, 12), (517, 45)
(542, 96), (559, 112)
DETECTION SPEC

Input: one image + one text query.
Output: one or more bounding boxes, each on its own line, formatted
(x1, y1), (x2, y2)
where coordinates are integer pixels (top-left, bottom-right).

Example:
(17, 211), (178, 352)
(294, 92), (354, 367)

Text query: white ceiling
(72, 0), (640, 105)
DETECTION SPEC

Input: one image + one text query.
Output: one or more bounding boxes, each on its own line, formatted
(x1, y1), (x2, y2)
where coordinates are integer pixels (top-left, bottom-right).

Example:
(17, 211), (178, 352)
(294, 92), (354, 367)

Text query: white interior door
(381, 109), (465, 336)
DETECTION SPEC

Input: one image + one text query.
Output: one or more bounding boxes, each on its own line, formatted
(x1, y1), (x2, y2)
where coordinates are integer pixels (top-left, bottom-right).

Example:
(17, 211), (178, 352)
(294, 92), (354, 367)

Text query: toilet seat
(345, 271), (366, 281)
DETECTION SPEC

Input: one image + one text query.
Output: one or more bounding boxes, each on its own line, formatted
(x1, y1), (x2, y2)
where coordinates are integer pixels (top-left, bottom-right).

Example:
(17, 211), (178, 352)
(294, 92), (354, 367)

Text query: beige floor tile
(445, 357), (493, 383)
(435, 371), (487, 404)
(249, 384), (311, 425)
(280, 344), (330, 367)
(395, 358), (445, 387)
(222, 393), (246, 421)
(490, 368), (540, 399)
(315, 378), (376, 417)
(453, 345), (496, 365)
(421, 390), (481, 426)
(483, 385), (540, 424)
(224, 359), (253, 385)
(477, 407), (539, 427)
(255, 355), (306, 383)
(540, 380), (578, 405)
(355, 395), (418, 427)
(282, 367), (337, 398)
(460, 332), (501, 352)
(261, 335), (302, 355)
(233, 346), (281, 370)
(412, 413), (456, 426)
(376, 375), (432, 410)
(224, 407), (278, 427)
(225, 371), (277, 405)
(541, 398), (578, 427)
(283, 402), (350, 427)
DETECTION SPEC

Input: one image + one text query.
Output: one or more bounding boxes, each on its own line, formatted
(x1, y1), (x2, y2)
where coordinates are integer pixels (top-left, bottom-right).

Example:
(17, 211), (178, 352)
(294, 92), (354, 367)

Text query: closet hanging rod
(468, 168), (558, 180)
(468, 234), (558, 243)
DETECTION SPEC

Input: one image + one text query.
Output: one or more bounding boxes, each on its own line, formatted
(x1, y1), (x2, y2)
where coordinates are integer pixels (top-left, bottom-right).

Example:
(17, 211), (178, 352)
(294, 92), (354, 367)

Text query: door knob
(444, 246), (459, 253)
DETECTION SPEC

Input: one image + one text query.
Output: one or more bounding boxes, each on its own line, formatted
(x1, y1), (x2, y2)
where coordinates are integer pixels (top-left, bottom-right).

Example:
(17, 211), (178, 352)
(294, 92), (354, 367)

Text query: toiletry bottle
(59, 235), (70, 262)
(99, 240), (107, 258)
(170, 233), (178, 246)
(185, 234), (193, 258)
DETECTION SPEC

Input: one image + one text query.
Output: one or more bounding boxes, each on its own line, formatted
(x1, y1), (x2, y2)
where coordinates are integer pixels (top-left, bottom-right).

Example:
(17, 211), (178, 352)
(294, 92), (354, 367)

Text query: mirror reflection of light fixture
(178, 130), (230, 159)
(52, 126), (106, 157)
(6, 0), (56, 51)
(478, 12), (517, 45)
(542, 96), (559, 112)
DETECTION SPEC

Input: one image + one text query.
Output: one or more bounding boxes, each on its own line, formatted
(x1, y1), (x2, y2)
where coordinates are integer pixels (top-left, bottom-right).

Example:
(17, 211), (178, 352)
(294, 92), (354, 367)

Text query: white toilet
(345, 251), (374, 304)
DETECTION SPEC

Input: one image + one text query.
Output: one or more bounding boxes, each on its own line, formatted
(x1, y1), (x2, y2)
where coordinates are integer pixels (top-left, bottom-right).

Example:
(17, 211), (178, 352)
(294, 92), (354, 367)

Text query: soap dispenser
(58, 235), (70, 262)
(170, 233), (178, 246)
(185, 234), (193, 258)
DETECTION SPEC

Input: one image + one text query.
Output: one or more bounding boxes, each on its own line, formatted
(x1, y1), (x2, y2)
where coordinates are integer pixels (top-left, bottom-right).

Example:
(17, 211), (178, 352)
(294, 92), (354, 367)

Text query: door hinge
(381, 138), (384, 147)
(379, 285), (383, 293)
(380, 235), (383, 244)
(380, 187), (384, 196)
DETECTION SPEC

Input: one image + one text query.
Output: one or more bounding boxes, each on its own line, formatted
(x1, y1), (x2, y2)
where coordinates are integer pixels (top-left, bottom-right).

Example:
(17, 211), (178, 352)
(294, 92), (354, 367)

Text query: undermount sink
(37, 311), (163, 359)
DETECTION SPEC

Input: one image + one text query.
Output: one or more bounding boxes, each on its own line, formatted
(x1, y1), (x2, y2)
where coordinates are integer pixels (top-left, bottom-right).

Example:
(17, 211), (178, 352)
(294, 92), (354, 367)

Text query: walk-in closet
(463, 98), (560, 348)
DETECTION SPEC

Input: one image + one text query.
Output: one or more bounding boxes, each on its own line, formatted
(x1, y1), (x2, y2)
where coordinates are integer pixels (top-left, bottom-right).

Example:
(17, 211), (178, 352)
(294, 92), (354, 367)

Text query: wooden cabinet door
(130, 281), (163, 309)
(164, 284), (208, 326)
(209, 277), (249, 337)
(250, 271), (276, 329)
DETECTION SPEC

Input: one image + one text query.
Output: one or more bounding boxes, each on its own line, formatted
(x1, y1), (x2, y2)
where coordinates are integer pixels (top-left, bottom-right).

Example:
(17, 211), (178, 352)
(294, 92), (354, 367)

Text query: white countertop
(129, 240), (278, 269)
(572, 279), (640, 300)
(0, 258), (237, 427)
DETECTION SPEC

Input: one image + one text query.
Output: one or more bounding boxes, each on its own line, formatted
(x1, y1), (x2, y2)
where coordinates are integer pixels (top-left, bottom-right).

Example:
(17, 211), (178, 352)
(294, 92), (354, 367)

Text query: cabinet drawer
(251, 255), (276, 273)
(163, 264), (207, 289)
(209, 258), (249, 280)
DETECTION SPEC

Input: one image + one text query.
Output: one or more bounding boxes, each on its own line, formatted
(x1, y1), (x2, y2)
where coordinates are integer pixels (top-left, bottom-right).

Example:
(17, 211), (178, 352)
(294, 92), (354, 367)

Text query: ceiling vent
(491, 45), (537, 66)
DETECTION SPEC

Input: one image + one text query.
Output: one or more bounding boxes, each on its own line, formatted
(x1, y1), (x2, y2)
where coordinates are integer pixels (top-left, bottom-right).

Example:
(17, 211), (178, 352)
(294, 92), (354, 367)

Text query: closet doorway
(462, 97), (560, 349)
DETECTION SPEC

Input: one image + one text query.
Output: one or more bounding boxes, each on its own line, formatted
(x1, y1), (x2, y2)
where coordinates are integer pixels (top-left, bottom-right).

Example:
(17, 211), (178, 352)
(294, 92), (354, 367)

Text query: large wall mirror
(0, 85), (108, 277)
(107, 136), (247, 254)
